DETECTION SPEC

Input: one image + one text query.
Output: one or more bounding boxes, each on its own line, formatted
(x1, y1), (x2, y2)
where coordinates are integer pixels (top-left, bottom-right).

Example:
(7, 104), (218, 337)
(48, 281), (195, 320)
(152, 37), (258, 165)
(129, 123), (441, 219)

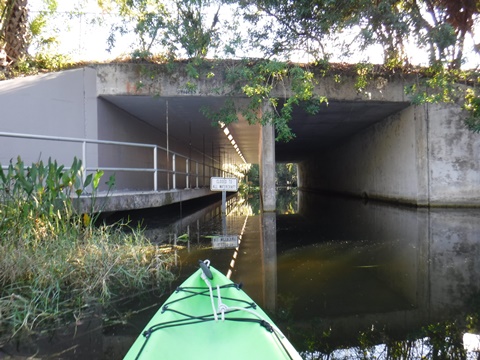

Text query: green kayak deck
(124, 261), (302, 360)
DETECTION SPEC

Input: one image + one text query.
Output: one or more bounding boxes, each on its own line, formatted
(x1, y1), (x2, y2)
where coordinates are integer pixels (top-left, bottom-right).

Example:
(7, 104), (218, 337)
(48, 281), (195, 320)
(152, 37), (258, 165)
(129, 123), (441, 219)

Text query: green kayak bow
(124, 260), (302, 360)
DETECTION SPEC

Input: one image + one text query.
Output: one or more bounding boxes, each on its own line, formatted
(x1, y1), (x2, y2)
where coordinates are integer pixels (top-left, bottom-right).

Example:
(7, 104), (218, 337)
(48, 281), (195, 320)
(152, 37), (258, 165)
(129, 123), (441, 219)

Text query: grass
(0, 157), (175, 342)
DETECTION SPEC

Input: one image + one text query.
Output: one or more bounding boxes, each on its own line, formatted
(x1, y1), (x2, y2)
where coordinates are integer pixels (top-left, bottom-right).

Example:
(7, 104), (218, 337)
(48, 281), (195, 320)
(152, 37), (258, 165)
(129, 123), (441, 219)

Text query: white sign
(210, 177), (238, 192)
(212, 235), (239, 249)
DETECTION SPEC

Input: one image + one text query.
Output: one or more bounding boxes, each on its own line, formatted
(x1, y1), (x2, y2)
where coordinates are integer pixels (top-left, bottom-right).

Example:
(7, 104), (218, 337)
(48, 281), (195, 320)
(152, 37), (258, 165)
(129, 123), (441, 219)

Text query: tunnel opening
(275, 163), (298, 188)
(275, 100), (414, 204)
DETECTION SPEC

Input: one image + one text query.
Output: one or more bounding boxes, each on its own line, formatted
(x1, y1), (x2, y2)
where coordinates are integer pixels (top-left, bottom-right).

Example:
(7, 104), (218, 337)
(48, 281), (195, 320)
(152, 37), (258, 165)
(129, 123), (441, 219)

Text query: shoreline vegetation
(0, 157), (175, 343)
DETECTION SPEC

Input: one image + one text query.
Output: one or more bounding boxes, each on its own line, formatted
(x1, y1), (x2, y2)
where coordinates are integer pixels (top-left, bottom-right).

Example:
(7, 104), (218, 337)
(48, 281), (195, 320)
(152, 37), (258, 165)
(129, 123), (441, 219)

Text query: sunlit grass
(0, 225), (175, 339)
(0, 158), (175, 341)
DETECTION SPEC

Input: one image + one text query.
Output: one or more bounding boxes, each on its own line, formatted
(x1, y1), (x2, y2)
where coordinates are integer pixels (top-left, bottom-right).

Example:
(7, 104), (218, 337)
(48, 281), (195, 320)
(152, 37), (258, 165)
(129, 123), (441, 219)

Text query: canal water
(2, 189), (480, 359)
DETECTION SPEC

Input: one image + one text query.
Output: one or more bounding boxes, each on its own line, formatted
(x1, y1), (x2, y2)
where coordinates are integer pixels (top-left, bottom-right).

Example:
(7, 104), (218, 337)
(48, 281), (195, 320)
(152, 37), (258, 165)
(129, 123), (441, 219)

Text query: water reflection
(170, 190), (480, 358)
(3, 190), (480, 359)
(276, 192), (480, 357)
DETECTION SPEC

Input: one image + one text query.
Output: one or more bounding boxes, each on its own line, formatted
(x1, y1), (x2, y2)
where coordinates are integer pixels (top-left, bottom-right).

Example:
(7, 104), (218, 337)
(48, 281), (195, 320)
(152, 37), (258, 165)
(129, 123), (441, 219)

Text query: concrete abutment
(298, 102), (480, 207)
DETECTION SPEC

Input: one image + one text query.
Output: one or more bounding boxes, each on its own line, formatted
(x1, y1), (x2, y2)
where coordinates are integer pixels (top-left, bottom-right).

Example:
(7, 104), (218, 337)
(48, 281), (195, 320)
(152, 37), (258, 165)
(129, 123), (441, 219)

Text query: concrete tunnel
(1, 64), (479, 209)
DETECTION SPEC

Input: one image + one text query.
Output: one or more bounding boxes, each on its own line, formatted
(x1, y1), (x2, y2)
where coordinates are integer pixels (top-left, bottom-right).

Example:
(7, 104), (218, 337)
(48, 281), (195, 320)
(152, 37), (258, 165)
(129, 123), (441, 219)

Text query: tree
(165, 0), (222, 58)
(99, 0), (223, 59)
(98, 0), (170, 57)
(275, 163), (297, 187)
(246, 163), (259, 186)
(227, 0), (479, 69)
(0, 0), (29, 66)
(416, 0), (479, 68)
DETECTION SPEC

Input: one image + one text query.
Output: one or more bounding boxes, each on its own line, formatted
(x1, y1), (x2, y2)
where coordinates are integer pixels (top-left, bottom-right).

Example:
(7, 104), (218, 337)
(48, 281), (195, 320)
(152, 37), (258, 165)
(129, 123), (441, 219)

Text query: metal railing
(0, 131), (233, 192)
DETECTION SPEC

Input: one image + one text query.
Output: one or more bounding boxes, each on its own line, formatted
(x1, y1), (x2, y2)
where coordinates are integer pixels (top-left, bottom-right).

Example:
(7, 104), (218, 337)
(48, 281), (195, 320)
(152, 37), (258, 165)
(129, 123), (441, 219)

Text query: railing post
(186, 159), (190, 189)
(195, 161), (199, 188)
(153, 146), (158, 191)
(82, 141), (87, 185)
(172, 154), (176, 189)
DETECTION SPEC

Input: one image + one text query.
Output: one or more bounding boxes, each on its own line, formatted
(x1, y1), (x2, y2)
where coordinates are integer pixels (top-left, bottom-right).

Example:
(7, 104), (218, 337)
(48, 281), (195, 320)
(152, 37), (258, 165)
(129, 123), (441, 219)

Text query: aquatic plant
(0, 157), (175, 341)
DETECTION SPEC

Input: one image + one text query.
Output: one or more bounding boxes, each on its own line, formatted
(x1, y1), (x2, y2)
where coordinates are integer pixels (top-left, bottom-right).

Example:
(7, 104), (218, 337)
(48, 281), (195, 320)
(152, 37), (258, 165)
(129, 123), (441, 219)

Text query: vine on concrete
(405, 64), (480, 132)
(196, 58), (480, 141)
(464, 88), (480, 133)
(200, 59), (327, 142)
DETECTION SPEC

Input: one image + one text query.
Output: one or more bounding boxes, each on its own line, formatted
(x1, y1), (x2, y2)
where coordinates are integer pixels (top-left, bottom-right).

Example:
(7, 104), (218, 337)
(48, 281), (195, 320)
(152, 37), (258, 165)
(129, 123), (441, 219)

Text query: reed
(0, 157), (175, 341)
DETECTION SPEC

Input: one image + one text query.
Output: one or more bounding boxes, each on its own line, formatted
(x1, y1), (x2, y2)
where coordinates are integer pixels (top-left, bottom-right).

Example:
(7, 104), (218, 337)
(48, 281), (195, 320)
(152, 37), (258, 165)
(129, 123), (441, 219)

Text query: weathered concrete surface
(77, 188), (215, 213)
(2, 62), (478, 208)
(0, 68), (98, 167)
(299, 102), (480, 207)
(259, 104), (276, 212)
(93, 62), (410, 102)
(428, 104), (480, 206)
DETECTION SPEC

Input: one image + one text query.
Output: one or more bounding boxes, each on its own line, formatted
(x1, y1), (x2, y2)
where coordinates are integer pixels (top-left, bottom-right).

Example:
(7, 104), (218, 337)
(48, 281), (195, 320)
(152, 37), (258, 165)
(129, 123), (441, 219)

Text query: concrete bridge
(1, 61), (479, 211)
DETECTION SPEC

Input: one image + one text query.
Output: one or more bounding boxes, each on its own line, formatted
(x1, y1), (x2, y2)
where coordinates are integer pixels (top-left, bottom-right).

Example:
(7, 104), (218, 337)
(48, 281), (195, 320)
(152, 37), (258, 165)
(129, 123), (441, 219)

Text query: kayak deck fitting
(124, 260), (302, 360)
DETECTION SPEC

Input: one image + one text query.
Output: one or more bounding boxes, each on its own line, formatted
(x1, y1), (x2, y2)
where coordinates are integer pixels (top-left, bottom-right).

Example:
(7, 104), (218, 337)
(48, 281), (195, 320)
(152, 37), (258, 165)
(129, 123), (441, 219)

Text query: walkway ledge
(76, 188), (216, 213)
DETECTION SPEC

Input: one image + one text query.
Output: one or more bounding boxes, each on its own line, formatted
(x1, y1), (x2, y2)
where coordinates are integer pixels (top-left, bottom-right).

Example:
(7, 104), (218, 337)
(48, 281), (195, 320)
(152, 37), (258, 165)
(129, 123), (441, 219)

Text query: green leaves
(463, 88), (480, 133)
(204, 59), (324, 142)
(0, 157), (111, 239)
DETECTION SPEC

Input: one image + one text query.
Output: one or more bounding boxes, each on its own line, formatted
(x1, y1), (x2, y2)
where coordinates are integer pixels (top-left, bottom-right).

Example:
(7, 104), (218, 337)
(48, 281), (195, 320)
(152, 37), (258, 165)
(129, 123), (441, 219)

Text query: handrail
(0, 131), (235, 192)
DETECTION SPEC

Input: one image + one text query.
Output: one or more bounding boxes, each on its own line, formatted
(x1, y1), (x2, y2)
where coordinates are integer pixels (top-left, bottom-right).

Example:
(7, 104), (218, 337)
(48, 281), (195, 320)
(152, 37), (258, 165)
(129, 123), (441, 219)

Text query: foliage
(463, 88), (480, 133)
(406, 65), (459, 104)
(99, 0), (222, 60)
(245, 163), (259, 186)
(0, 0), (14, 43)
(165, 0), (221, 58)
(0, 157), (174, 339)
(405, 65), (480, 130)
(275, 163), (297, 187)
(26, 0), (60, 52)
(101, 0), (169, 56)
(202, 59), (326, 142)
(0, 157), (104, 239)
(355, 63), (374, 92)
(228, 0), (479, 69)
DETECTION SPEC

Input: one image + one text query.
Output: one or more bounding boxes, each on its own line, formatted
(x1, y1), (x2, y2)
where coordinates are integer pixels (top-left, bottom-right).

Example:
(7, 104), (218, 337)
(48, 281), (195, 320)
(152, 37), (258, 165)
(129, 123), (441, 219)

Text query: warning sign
(210, 177), (238, 192)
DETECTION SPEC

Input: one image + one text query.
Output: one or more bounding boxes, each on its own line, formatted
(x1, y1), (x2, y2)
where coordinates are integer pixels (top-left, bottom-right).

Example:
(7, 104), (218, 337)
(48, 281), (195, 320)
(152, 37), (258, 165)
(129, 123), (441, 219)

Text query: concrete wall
(0, 67), (98, 168)
(97, 97), (209, 191)
(98, 98), (165, 191)
(299, 102), (480, 207)
(428, 104), (480, 206)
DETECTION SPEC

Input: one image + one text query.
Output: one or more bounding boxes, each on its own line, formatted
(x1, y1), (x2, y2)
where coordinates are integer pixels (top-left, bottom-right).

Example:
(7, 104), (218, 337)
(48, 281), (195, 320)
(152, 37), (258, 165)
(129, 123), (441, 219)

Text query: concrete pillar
(414, 104), (430, 207)
(262, 211), (277, 312)
(259, 103), (276, 212)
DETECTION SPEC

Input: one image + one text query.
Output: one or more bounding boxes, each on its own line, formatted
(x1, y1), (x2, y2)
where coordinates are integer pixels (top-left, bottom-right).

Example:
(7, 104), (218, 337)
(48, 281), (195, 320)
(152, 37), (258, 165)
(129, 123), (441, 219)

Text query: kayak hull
(123, 264), (302, 360)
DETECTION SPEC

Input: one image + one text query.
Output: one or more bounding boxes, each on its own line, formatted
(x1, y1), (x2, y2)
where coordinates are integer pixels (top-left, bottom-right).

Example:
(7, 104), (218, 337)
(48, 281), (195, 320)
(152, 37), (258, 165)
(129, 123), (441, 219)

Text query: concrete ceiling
(276, 100), (411, 162)
(101, 95), (261, 165)
(101, 95), (410, 165)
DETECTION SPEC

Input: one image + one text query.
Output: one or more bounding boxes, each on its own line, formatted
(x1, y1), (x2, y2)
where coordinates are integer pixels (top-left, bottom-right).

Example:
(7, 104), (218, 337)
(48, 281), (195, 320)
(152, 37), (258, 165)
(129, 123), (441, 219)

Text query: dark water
(2, 190), (480, 359)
